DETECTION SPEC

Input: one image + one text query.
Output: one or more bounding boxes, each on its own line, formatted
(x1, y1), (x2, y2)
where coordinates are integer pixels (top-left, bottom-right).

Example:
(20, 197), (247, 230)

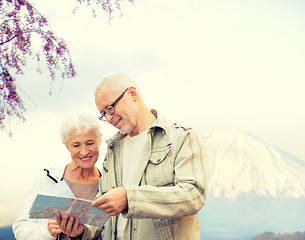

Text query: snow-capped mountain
(201, 129), (305, 199)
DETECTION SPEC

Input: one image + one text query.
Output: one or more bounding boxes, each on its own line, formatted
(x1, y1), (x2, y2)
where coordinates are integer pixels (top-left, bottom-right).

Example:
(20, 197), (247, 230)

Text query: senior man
(57, 73), (207, 240)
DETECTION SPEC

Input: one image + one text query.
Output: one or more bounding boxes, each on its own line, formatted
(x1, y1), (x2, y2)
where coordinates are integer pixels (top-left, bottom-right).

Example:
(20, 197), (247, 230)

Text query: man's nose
(105, 113), (113, 123)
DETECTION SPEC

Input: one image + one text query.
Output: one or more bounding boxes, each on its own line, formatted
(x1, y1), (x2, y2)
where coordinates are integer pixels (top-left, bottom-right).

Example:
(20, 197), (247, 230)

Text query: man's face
(95, 84), (138, 135)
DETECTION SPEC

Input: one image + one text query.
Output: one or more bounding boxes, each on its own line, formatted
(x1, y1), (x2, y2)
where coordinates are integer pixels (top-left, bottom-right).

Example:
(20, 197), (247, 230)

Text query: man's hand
(56, 212), (84, 237)
(92, 187), (127, 216)
(47, 219), (63, 237)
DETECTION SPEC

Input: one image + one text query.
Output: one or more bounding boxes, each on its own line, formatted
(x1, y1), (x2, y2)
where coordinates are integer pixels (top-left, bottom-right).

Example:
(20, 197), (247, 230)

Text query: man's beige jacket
(82, 110), (207, 240)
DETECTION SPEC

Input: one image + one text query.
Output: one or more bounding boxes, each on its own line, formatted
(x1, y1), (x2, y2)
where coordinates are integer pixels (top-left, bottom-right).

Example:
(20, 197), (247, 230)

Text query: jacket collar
(44, 164), (67, 183)
(149, 109), (167, 134)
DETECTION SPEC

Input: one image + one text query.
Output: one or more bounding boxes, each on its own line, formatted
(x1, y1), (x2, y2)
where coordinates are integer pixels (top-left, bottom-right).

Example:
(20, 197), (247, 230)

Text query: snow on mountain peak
(202, 129), (305, 199)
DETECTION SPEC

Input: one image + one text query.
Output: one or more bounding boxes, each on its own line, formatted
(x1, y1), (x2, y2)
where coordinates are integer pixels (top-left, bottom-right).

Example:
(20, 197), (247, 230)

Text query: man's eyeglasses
(98, 88), (129, 122)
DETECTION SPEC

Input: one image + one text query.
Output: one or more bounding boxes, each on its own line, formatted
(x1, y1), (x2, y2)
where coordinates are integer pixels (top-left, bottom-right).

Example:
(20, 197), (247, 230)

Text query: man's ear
(129, 87), (137, 101)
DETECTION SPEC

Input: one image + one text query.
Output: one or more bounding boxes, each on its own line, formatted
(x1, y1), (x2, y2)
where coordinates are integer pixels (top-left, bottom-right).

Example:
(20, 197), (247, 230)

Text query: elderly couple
(13, 73), (207, 240)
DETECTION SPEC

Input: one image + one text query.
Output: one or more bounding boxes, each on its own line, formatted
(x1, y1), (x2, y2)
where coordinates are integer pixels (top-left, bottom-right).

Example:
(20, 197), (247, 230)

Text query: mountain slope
(201, 129), (305, 198)
(249, 231), (305, 240)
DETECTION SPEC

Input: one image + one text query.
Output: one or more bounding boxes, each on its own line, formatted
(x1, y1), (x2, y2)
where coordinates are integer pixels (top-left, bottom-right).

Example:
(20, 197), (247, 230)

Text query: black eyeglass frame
(98, 88), (129, 121)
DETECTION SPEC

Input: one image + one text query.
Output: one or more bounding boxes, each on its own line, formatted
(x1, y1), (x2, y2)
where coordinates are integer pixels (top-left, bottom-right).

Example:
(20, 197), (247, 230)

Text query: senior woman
(13, 112), (103, 240)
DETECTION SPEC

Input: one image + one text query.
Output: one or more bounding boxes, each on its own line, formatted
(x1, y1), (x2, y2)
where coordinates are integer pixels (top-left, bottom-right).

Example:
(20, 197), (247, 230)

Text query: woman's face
(66, 128), (101, 169)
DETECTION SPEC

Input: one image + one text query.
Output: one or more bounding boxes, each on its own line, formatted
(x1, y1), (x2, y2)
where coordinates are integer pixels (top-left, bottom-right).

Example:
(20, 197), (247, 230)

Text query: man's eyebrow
(99, 104), (109, 113)
(100, 98), (114, 112)
(98, 103), (108, 113)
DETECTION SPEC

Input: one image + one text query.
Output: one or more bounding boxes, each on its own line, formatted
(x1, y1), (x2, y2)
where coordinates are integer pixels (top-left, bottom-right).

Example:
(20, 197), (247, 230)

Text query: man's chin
(119, 129), (129, 135)
(118, 126), (132, 135)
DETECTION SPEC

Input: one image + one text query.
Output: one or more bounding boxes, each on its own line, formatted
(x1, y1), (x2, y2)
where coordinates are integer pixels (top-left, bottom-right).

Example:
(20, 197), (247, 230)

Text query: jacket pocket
(152, 219), (174, 240)
(144, 144), (174, 186)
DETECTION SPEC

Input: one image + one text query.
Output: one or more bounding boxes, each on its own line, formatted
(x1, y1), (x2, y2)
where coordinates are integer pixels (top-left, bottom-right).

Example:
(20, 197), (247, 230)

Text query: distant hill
(199, 129), (305, 240)
(202, 129), (305, 199)
(0, 225), (15, 240)
(249, 231), (305, 240)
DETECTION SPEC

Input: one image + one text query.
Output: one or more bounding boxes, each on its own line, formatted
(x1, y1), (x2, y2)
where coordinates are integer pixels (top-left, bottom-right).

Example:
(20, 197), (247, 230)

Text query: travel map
(29, 194), (110, 227)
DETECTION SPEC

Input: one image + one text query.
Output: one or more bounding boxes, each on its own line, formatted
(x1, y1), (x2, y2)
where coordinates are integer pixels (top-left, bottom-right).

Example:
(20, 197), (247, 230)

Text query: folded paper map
(29, 194), (110, 227)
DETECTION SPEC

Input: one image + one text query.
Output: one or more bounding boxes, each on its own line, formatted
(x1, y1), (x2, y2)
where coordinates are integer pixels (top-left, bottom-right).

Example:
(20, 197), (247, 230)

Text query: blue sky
(1, 0), (305, 227)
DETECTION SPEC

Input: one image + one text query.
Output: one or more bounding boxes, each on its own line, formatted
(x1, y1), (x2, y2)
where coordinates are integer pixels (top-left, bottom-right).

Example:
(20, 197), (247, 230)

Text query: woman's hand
(56, 212), (84, 237)
(47, 219), (63, 237)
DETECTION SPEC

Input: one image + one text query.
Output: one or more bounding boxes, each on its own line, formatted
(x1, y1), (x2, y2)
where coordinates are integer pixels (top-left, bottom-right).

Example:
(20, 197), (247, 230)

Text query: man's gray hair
(95, 73), (140, 95)
(60, 111), (102, 146)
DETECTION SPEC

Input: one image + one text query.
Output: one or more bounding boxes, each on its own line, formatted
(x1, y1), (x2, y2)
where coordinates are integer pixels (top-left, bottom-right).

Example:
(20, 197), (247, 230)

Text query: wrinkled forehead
(67, 127), (98, 143)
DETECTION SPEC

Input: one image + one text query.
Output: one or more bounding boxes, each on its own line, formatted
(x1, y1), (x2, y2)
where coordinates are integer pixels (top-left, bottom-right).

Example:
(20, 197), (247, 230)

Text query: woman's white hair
(59, 110), (102, 146)
(95, 72), (141, 95)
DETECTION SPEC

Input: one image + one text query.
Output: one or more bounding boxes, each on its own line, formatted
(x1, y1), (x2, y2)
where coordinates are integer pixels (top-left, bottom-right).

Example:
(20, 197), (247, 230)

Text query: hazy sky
(1, 0), (305, 227)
